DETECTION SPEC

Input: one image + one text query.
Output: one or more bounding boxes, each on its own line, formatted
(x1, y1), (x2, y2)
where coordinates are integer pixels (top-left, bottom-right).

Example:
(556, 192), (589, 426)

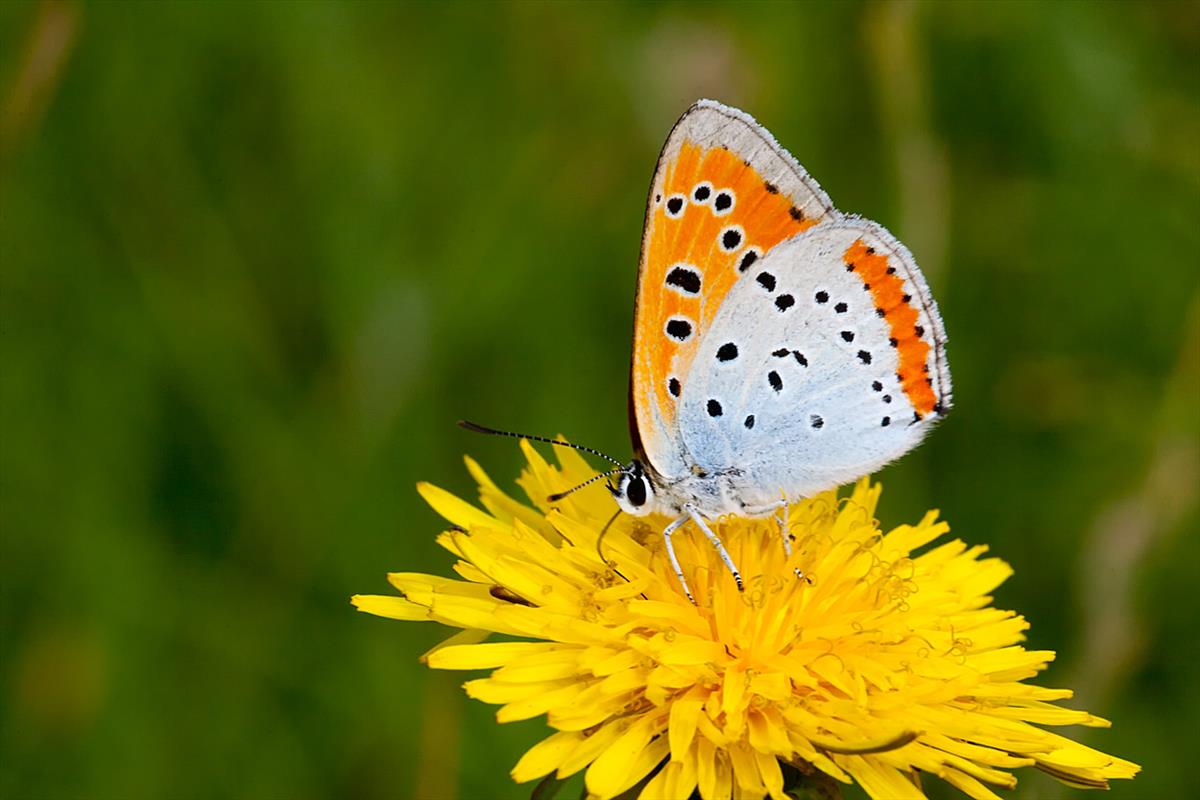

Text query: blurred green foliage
(2, 1), (1197, 798)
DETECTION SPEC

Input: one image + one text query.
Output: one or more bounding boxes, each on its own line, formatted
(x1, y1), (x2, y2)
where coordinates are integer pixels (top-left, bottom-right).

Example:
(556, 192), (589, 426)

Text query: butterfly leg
(773, 497), (793, 559)
(661, 514), (694, 604)
(777, 503), (806, 578)
(686, 508), (744, 593)
(759, 498), (809, 583)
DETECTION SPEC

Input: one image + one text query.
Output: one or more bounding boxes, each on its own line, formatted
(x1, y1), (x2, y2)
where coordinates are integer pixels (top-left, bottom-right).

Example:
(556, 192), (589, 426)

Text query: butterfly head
(611, 459), (657, 516)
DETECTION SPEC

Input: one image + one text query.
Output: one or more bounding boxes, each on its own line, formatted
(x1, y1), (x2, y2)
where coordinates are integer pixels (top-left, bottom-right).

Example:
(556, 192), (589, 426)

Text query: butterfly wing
(678, 217), (951, 508)
(630, 100), (838, 478)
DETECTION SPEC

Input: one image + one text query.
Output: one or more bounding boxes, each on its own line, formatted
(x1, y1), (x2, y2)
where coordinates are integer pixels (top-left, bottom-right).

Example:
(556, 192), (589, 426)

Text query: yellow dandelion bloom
(353, 442), (1139, 800)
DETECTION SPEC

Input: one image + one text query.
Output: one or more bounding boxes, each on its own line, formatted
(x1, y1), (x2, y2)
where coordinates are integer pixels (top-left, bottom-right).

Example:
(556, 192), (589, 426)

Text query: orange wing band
(636, 142), (820, 435)
(843, 240), (938, 416)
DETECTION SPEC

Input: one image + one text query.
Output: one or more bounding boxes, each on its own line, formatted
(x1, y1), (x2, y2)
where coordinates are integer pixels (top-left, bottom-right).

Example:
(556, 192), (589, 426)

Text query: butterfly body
(604, 100), (951, 596)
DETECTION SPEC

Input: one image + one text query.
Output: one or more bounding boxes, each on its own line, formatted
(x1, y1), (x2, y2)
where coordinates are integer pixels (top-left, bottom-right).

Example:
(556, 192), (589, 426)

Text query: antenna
(546, 467), (625, 503)
(457, 420), (626, 469)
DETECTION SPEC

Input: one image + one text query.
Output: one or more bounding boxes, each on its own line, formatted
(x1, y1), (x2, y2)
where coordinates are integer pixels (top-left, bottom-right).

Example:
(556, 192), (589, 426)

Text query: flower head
(354, 442), (1138, 800)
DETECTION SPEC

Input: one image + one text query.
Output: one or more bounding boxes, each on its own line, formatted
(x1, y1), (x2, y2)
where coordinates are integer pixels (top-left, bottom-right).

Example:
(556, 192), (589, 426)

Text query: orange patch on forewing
(843, 240), (938, 416)
(634, 142), (819, 433)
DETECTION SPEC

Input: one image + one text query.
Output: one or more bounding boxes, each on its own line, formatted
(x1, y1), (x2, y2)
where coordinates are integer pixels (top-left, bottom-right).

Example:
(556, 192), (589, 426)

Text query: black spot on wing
(666, 318), (692, 341)
(665, 266), (701, 295)
(720, 227), (743, 251)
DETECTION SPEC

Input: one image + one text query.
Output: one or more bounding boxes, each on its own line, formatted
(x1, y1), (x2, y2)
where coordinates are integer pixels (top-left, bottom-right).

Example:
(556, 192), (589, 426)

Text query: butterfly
(464, 100), (951, 602)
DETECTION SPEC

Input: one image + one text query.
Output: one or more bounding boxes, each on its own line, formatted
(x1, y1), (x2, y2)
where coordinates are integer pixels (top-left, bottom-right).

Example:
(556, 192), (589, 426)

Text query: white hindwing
(676, 218), (951, 509)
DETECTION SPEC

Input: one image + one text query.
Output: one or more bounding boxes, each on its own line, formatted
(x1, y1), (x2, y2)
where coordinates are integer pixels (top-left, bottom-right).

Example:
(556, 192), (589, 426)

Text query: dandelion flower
(353, 442), (1139, 800)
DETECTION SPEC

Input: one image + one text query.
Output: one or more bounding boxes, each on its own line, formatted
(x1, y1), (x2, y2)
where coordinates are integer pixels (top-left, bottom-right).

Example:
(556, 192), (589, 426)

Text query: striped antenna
(547, 467), (625, 503)
(457, 420), (626, 469)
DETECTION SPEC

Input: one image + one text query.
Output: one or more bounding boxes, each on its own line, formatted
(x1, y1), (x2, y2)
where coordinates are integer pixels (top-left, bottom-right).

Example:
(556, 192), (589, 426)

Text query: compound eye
(626, 476), (647, 507)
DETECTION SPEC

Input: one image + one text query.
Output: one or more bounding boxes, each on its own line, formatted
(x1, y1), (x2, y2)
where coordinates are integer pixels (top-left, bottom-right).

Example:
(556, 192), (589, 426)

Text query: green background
(2, 1), (1197, 798)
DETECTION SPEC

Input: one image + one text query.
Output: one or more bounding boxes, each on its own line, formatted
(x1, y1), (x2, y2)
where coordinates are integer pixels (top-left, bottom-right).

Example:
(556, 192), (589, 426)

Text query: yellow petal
(494, 648), (586, 683)
(626, 599), (709, 637)
(754, 749), (786, 800)
(1038, 744), (1124, 769)
(941, 768), (1005, 800)
(747, 708), (791, 756)
(597, 667), (649, 696)
(427, 641), (559, 670)
(695, 738), (733, 800)
(727, 744), (765, 793)
(668, 691), (705, 761)
(695, 712), (730, 747)
(987, 703), (1101, 727)
(657, 638), (726, 666)
(388, 571), (492, 602)
(512, 730), (583, 783)
(465, 455), (557, 538)
(661, 755), (699, 799)
(610, 734), (670, 798)
(921, 733), (1034, 769)
(426, 594), (524, 635)
(637, 761), (672, 800)
(497, 682), (585, 723)
(748, 671), (790, 701)
(585, 648), (640, 677)
(464, 678), (551, 704)
(557, 722), (625, 778)
(840, 756), (925, 800)
(419, 627), (490, 663)
(584, 716), (666, 798)
(416, 481), (498, 530)
(350, 594), (428, 621)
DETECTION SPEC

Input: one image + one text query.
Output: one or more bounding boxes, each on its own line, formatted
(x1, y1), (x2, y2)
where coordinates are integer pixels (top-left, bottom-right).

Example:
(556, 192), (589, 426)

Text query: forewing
(630, 100), (838, 477)
(678, 218), (951, 507)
